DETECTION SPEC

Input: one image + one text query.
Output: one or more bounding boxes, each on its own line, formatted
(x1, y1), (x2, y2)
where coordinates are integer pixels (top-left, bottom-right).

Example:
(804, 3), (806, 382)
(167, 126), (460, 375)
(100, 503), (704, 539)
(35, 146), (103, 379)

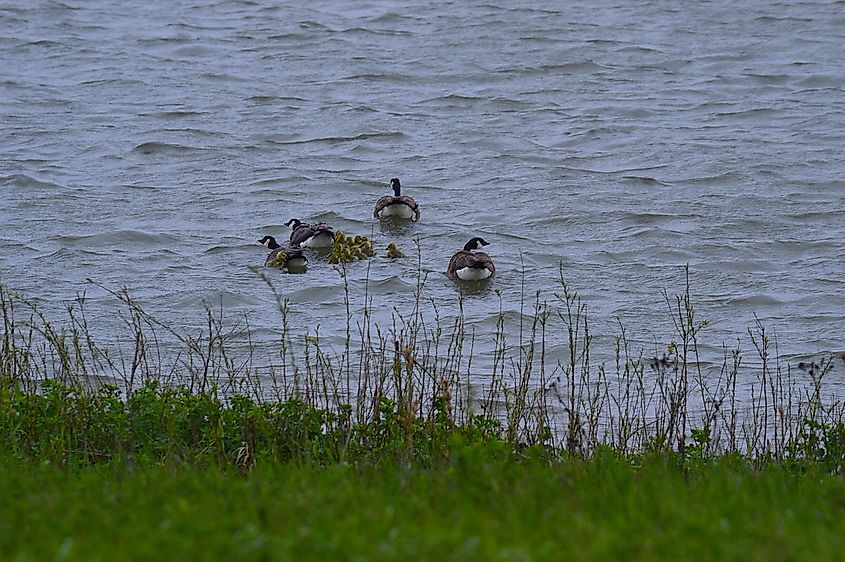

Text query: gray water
(2, 0), (844, 380)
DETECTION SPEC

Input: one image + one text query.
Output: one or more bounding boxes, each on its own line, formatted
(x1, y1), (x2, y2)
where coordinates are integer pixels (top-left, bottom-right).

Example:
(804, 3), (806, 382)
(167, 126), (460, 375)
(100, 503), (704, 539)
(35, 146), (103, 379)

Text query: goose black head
(259, 235), (281, 249)
(285, 218), (302, 229)
(389, 177), (401, 196)
(464, 237), (490, 251)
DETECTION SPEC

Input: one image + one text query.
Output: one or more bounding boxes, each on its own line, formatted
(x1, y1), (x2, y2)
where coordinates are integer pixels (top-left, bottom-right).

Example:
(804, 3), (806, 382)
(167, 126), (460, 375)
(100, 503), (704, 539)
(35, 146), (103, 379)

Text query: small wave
(517, 35), (569, 45)
(621, 212), (703, 226)
(245, 94), (306, 104)
(0, 240), (33, 254)
(675, 170), (743, 185)
(269, 132), (405, 145)
(139, 110), (208, 119)
(724, 293), (786, 307)
(131, 141), (200, 155)
(713, 107), (780, 119)
(795, 74), (843, 89)
(299, 21), (331, 31)
(369, 12), (423, 24)
(339, 72), (416, 83)
(615, 225), (655, 240)
(166, 291), (261, 309)
(594, 250), (640, 264)
(286, 285), (344, 303)
(541, 61), (608, 73)
(706, 259), (782, 274)
(741, 73), (791, 84)
(22, 39), (63, 48)
(770, 239), (839, 254)
(136, 36), (191, 46)
(474, 309), (547, 328)
(58, 230), (181, 247)
(585, 38), (622, 46)
(342, 104), (379, 115)
(614, 45), (662, 54)
(621, 175), (671, 186)
(337, 27), (412, 37)
(1, 174), (63, 190)
(267, 33), (311, 41)
(43, 247), (101, 259)
(200, 72), (248, 82)
(365, 276), (416, 293)
(417, 93), (483, 106)
(753, 15), (812, 23)
(808, 179), (844, 192)
(523, 216), (579, 228)
(617, 107), (655, 118)
(248, 176), (301, 188)
(555, 163), (669, 175)
(79, 77), (144, 87)
(487, 96), (534, 110)
(349, 143), (379, 154)
(204, 244), (247, 255)
(785, 209), (838, 222)
(493, 60), (608, 75)
(172, 45), (215, 57)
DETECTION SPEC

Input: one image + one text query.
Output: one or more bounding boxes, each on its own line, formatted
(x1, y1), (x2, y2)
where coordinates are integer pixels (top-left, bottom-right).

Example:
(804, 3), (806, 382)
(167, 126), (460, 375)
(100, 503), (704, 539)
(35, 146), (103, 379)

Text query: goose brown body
(374, 178), (420, 221)
(447, 237), (495, 281)
(259, 235), (307, 269)
(285, 219), (335, 248)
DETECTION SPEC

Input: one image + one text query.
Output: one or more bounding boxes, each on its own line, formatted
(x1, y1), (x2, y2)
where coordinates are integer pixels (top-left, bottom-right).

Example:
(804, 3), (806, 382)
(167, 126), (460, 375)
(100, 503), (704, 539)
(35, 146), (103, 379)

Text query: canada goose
(373, 178), (420, 221)
(385, 243), (406, 259)
(447, 237), (495, 281)
(258, 235), (308, 269)
(285, 218), (335, 248)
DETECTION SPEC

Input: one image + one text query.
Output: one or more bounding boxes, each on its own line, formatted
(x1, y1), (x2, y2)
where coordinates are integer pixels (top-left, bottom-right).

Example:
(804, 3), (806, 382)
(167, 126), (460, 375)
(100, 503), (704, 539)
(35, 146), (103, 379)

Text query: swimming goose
(373, 178), (420, 221)
(447, 237), (495, 281)
(285, 218), (335, 248)
(259, 235), (308, 269)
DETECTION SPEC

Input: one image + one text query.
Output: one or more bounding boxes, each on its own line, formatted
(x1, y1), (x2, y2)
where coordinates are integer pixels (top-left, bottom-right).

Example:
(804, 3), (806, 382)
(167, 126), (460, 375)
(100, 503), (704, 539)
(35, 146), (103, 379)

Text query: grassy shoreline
(2, 371), (845, 561)
(2, 267), (844, 463)
(2, 267), (845, 560)
(3, 449), (845, 561)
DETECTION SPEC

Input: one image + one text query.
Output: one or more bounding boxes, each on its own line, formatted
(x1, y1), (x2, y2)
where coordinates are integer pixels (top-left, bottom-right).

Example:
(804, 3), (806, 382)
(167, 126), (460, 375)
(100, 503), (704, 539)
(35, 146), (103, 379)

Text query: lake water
(2, 0), (844, 386)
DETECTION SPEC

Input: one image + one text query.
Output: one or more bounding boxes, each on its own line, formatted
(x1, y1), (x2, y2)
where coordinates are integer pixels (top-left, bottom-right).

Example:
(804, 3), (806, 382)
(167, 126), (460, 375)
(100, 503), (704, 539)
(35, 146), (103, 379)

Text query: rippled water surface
(2, 0), (844, 377)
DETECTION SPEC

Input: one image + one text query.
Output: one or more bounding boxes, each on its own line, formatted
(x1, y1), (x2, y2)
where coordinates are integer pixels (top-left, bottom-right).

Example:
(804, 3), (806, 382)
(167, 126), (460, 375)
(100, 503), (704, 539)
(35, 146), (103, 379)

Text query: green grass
(2, 376), (845, 561)
(2, 449), (845, 561)
(3, 274), (845, 561)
